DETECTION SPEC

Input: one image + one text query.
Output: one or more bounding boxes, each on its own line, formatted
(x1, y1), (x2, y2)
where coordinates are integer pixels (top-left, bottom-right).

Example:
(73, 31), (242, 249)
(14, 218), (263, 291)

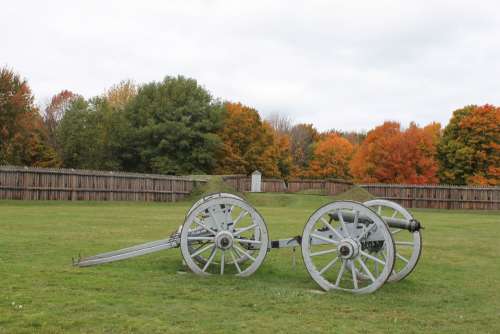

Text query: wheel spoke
(233, 210), (249, 228)
(391, 210), (398, 218)
(310, 248), (337, 257)
(230, 249), (242, 273)
(356, 223), (377, 242)
(311, 233), (338, 245)
(234, 245), (256, 262)
(396, 253), (409, 263)
(202, 247), (217, 272)
(353, 210), (359, 225)
(319, 256), (339, 274)
(335, 260), (346, 287)
(320, 217), (343, 240)
(337, 211), (349, 237)
(391, 229), (402, 234)
(220, 251), (225, 275)
(360, 250), (386, 266)
(193, 218), (216, 235)
(377, 205), (381, 215)
(233, 223), (258, 236)
(351, 260), (358, 290)
(190, 244), (214, 258)
(187, 236), (215, 241)
(357, 257), (376, 282)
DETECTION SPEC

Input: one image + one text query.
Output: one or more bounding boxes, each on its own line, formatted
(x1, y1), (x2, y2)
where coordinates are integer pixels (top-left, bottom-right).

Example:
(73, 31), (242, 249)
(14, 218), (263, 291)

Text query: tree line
(0, 67), (498, 185)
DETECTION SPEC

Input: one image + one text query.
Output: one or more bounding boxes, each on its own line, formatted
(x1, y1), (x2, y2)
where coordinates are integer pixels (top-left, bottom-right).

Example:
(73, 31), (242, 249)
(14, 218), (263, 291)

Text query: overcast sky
(2, 1), (500, 131)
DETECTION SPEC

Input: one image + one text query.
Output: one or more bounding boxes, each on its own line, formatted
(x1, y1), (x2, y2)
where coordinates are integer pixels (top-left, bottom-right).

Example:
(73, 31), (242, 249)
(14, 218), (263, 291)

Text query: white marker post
(251, 170), (262, 192)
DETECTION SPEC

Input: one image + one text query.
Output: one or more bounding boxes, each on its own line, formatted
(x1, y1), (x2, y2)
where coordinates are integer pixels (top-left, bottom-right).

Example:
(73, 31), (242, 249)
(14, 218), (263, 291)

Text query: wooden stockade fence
(360, 184), (500, 210)
(222, 175), (287, 193)
(222, 175), (352, 196)
(287, 179), (353, 196)
(1, 167), (498, 209)
(0, 166), (206, 202)
(222, 175), (287, 192)
(222, 175), (499, 210)
(222, 175), (251, 192)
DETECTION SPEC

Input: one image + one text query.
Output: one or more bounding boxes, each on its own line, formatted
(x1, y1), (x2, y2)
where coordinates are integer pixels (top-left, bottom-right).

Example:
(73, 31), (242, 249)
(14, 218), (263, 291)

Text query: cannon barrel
(329, 211), (421, 232)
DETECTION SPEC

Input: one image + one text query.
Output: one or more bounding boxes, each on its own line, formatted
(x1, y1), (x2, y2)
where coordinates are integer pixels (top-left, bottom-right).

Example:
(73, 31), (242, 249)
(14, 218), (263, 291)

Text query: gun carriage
(75, 193), (422, 294)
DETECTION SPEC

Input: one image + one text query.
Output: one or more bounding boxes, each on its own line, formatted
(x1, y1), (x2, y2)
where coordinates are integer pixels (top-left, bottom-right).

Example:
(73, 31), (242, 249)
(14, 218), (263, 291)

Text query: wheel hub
(337, 239), (360, 259)
(215, 231), (234, 250)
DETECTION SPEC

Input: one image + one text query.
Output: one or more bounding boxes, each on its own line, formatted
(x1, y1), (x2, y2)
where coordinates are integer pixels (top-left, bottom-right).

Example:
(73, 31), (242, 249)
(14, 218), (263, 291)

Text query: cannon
(75, 193), (423, 294)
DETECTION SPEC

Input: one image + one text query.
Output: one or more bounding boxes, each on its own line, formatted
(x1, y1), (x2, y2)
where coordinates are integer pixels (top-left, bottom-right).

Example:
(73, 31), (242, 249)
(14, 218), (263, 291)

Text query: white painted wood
(251, 170), (262, 192)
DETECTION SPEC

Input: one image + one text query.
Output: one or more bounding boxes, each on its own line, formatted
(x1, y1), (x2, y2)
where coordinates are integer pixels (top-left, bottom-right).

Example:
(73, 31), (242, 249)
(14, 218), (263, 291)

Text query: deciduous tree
(350, 121), (439, 184)
(43, 90), (77, 150)
(0, 67), (59, 167)
(308, 133), (354, 179)
(438, 105), (499, 185)
(215, 102), (279, 176)
(289, 123), (319, 176)
(270, 125), (293, 178)
(56, 96), (125, 170)
(105, 80), (137, 111)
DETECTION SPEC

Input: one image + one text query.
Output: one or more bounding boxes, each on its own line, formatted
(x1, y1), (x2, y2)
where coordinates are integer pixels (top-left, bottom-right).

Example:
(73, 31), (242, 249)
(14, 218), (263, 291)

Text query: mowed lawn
(0, 194), (499, 334)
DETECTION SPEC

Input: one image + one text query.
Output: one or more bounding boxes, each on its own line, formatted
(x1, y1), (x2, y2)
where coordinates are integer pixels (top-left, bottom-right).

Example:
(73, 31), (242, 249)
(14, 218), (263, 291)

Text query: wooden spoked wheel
(364, 199), (422, 282)
(185, 193), (254, 266)
(180, 196), (269, 277)
(301, 201), (395, 294)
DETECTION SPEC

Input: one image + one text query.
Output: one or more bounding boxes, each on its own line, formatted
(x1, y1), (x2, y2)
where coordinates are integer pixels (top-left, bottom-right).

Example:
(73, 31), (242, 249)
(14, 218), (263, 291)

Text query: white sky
(2, 0), (500, 131)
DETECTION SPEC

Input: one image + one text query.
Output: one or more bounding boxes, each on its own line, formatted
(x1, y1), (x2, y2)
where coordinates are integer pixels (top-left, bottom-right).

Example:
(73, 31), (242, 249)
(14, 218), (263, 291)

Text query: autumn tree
(43, 90), (77, 151)
(308, 133), (354, 179)
(0, 67), (59, 167)
(324, 129), (366, 147)
(438, 105), (499, 185)
(215, 102), (280, 176)
(105, 80), (137, 111)
(350, 121), (439, 184)
(289, 123), (319, 176)
(269, 124), (293, 178)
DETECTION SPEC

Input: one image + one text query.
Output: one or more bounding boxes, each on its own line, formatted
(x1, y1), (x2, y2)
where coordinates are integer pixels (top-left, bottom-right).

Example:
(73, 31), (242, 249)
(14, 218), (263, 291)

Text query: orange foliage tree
(0, 67), (59, 167)
(350, 121), (439, 184)
(438, 105), (499, 185)
(270, 127), (293, 178)
(215, 102), (280, 176)
(308, 133), (354, 179)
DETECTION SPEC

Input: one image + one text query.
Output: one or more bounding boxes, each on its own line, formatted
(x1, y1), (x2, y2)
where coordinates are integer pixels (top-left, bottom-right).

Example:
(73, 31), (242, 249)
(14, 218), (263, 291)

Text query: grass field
(1, 193), (499, 333)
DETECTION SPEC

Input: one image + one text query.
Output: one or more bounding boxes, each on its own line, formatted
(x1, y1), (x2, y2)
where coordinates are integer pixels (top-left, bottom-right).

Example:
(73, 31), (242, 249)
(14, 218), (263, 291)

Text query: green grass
(0, 193), (499, 333)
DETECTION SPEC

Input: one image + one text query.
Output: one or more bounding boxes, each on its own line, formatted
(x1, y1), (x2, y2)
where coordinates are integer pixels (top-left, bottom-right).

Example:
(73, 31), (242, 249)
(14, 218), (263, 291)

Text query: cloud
(2, 0), (500, 131)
